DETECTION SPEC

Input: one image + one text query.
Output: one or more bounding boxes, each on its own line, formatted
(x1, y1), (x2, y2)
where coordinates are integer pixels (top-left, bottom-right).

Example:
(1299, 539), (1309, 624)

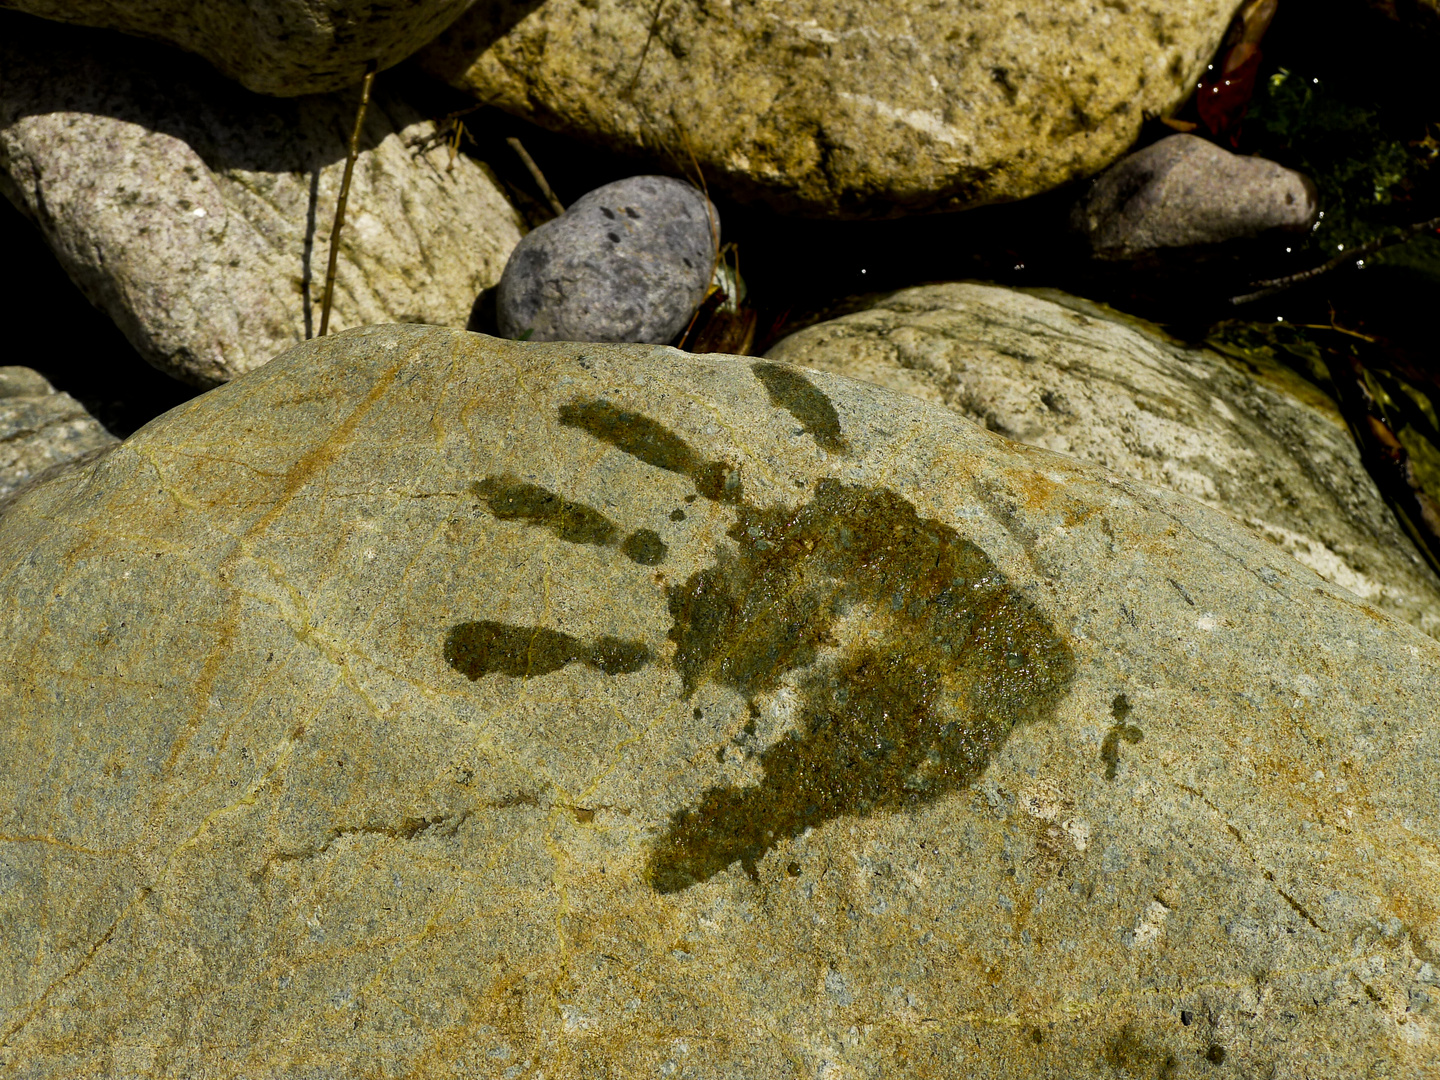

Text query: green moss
(1242, 67), (1439, 276)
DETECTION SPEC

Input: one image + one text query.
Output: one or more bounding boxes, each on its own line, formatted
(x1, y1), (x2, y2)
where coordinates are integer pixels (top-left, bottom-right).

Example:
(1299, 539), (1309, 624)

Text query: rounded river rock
(496, 175), (717, 344)
(1071, 134), (1318, 259)
(0, 14), (524, 385)
(421, 0), (1242, 217)
(0, 325), (1436, 1076)
(766, 282), (1440, 637)
(0, 0), (472, 95)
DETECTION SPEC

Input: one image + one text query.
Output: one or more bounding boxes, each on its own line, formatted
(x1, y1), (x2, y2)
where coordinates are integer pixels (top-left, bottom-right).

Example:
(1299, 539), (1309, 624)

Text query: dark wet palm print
(446, 361), (1075, 894)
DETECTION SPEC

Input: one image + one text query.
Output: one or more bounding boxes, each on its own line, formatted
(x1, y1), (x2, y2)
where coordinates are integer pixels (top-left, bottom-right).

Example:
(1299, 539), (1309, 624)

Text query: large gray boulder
(0, 324), (1436, 1077)
(0, 366), (115, 501)
(0, 14), (524, 386)
(420, 0), (1242, 218)
(767, 283), (1440, 638)
(1071, 134), (1318, 259)
(0, 0), (471, 96)
(497, 175), (718, 344)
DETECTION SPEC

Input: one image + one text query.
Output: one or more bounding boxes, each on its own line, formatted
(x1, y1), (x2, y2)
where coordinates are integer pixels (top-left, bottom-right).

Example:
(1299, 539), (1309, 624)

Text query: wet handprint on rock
(446, 362), (1075, 893)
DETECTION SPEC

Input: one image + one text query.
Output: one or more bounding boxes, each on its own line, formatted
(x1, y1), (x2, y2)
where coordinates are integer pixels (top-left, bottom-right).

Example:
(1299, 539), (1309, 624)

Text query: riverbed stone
(497, 175), (717, 343)
(419, 0), (1241, 218)
(0, 366), (115, 501)
(0, 0), (471, 96)
(1070, 134), (1318, 259)
(766, 282), (1440, 638)
(0, 14), (524, 385)
(1, 323), (1436, 1077)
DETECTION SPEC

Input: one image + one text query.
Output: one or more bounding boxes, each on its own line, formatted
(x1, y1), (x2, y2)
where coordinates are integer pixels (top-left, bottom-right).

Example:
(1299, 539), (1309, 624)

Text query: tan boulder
(420, 0), (1242, 217)
(766, 283), (1440, 638)
(1, 325), (1437, 1077)
(0, 14), (525, 385)
(0, 0), (471, 95)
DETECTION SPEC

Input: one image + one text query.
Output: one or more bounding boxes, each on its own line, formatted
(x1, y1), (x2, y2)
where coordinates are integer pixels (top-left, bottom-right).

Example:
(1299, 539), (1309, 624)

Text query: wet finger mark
(473, 476), (617, 546)
(474, 475), (667, 566)
(445, 620), (651, 680)
(558, 399), (742, 502)
(621, 528), (668, 565)
(751, 361), (849, 454)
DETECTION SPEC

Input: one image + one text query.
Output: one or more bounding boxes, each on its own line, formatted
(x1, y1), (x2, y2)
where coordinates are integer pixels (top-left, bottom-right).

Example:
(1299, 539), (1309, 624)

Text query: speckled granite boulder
(767, 283), (1440, 638)
(497, 176), (717, 344)
(1071, 134), (1318, 259)
(1, 324), (1437, 1077)
(0, 14), (524, 385)
(0, 0), (471, 95)
(420, 0), (1241, 217)
(0, 366), (115, 500)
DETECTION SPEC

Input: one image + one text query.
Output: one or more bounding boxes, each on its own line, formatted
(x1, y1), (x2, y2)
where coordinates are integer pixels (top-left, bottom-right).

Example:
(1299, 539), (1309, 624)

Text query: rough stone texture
(0, 13), (525, 386)
(497, 175), (717, 344)
(766, 283), (1440, 638)
(2, 323), (1438, 1077)
(0, 0), (471, 96)
(1070, 134), (1318, 259)
(420, 0), (1242, 218)
(0, 366), (115, 500)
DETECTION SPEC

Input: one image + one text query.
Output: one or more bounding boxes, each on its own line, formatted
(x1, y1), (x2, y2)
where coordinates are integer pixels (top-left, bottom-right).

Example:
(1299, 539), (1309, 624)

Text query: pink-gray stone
(1071, 134), (1318, 260)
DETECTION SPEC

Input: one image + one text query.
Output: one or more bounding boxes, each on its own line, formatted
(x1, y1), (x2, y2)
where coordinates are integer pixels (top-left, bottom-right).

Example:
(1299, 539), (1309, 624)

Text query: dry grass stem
(317, 60), (377, 338)
(506, 137), (566, 217)
(1230, 215), (1440, 306)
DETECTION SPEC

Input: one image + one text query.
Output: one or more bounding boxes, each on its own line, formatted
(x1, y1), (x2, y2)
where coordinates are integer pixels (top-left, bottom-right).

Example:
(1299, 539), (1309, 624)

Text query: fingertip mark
(751, 361), (849, 454)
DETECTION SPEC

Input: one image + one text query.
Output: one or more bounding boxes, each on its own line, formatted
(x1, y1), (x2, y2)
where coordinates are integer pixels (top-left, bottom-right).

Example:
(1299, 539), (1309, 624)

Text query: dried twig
(1294, 305), (1378, 343)
(672, 124), (727, 352)
(448, 120), (465, 171)
(1229, 215), (1440, 306)
(506, 137), (566, 217)
(407, 104), (485, 162)
(318, 60), (377, 338)
(625, 0), (667, 96)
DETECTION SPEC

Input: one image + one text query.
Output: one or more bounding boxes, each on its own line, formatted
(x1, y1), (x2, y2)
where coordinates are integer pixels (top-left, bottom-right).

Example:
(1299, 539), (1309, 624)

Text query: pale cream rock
(420, 0), (1243, 217)
(0, 14), (525, 385)
(0, 325), (1436, 1077)
(766, 282), (1440, 637)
